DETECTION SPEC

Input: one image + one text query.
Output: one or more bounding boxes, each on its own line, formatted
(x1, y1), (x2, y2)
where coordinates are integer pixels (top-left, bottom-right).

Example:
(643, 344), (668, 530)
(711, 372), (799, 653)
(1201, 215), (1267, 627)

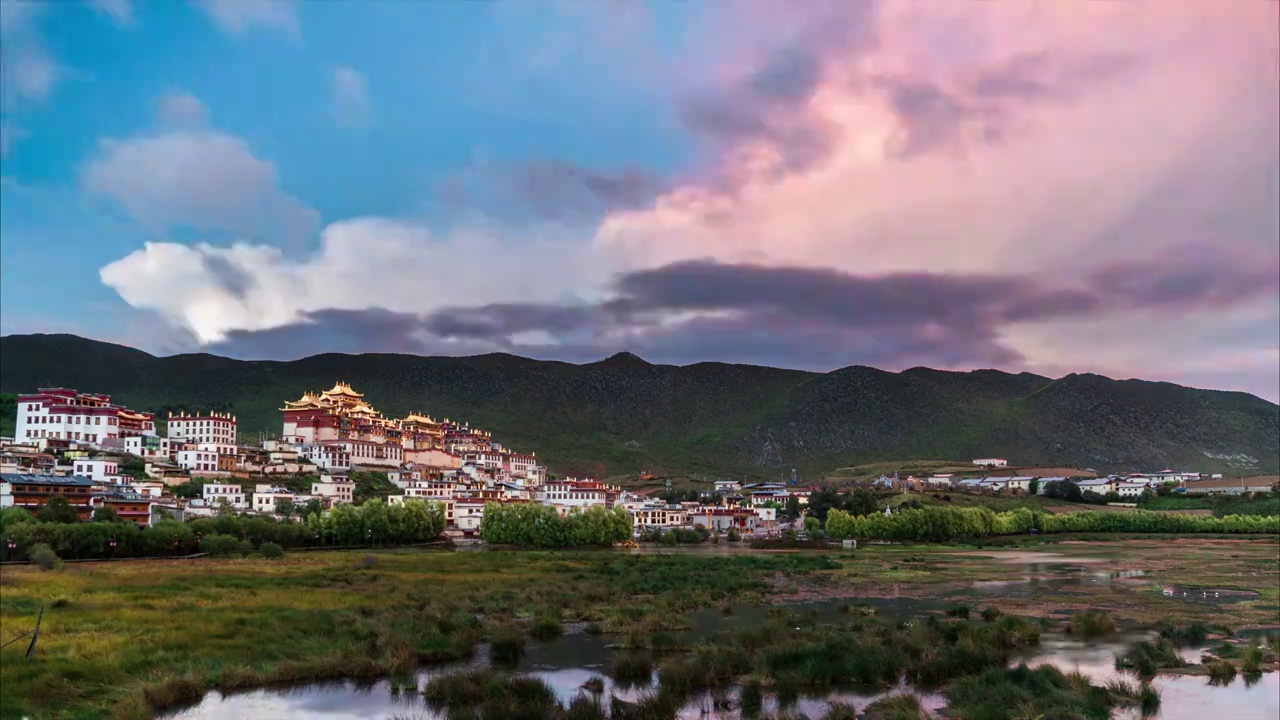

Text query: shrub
(28, 543), (62, 571)
(981, 607), (1002, 622)
(199, 534), (243, 557)
(611, 651), (653, 685)
(489, 625), (525, 665)
(258, 542), (284, 559)
(1070, 611), (1116, 639)
(946, 605), (971, 619)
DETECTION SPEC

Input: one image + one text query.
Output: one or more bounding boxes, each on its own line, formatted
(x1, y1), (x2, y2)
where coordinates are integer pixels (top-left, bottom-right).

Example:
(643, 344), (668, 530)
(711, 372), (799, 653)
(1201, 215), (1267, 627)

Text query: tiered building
(279, 382), (542, 478)
(15, 388), (156, 444)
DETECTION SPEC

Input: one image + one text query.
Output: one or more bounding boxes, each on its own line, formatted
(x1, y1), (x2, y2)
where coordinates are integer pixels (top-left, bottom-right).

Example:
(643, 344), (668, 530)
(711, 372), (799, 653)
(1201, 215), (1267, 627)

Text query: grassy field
(1142, 494), (1280, 517)
(0, 549), (833, 719)
(3, 538), (1278, 719)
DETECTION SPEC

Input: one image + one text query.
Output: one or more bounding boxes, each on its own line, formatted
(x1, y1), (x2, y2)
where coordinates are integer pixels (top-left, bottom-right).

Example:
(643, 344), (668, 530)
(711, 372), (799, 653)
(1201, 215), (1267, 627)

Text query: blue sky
(2, 1), (1277, 401)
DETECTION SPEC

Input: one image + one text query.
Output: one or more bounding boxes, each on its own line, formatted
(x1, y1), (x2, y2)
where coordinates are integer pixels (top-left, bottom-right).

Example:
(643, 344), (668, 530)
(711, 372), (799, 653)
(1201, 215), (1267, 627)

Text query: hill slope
(1, 334), (1276, 478)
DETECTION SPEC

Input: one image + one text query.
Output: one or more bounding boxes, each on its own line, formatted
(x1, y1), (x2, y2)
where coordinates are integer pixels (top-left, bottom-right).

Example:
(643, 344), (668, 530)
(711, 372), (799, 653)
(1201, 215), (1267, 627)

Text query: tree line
(0, 498), (445, 562)
(480, 503), (631, 547)
(824, 506), (1280, 541)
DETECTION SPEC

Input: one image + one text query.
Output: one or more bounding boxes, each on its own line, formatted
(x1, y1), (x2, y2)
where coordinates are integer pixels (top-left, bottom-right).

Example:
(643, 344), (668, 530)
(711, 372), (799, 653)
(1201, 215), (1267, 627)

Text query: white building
(167, 412), (237, 446)
(972, 458), (1008, 468)
(311, 476), (355, 506)
(72, 458), (121, 483)
(626, 503), (689, 528)
(926, 475), (956, 488)
(253, 485), (295, 513)
(1004, 477), (1035, 493)
(1115, 482), (1147, 498)
(125, 435), (173, 459)
(15, 388), (156, 444)
(338, 440), (402, 469)
(177, 449), (223, 476)
(455, 499), (486, 531)
(1076, 478), (1118, 495)
(714, 480), (742, 493)
(300, 443), (352, 472)
(0, 481), (11, 510)
(540, 480), (611, 511)
(202, 482), (247, 508)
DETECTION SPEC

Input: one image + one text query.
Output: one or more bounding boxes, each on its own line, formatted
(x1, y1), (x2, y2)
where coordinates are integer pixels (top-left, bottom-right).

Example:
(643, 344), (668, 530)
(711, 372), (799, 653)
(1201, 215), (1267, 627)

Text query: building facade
(15, 388), (156, 444)
(167, 412), (237, 446)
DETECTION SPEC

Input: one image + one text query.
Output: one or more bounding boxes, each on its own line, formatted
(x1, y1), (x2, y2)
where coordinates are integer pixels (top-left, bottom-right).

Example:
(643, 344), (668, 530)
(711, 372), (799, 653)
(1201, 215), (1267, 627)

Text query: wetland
(2, 536), (1277, 719)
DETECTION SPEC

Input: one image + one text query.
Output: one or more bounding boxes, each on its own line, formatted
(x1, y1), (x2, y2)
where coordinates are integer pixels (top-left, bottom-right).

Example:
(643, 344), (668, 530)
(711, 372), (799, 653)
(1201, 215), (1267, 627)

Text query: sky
(1, 0), (1278, 402)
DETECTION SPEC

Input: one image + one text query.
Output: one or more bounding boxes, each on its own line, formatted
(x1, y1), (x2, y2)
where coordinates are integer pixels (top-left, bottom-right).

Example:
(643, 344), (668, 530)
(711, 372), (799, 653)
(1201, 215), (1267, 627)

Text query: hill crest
(1, 333), (1275, 477)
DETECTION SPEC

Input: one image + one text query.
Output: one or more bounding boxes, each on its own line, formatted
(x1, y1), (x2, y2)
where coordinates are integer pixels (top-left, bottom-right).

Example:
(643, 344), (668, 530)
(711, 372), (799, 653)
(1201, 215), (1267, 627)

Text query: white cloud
(80, 130), (319, 247)
(0, 1), (59, 104)
(157, 91), (208, 126)
(89, 0), (134, 25)
(330, 66), (370, 128)
(99, 217), (597, 343)
(192, 0), (299, 37)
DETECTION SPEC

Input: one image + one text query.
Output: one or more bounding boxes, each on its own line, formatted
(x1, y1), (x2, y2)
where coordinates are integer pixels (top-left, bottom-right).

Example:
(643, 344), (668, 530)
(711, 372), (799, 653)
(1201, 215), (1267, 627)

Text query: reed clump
(1069, 611), (1116, 639)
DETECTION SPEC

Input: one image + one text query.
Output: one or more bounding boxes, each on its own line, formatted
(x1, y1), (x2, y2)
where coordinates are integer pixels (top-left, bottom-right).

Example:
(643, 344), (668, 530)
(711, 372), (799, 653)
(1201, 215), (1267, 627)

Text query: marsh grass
(1069, 611), (1116, 639)
(861, 693), (931, 720)
(1115, 638), (1186, 677)
(0, 550), (838, 719)
(487, 626), (525, 665)
(612, 651), (654, 685)
(946, 664), (1113, 720)
(1206, 659), (1237, 685)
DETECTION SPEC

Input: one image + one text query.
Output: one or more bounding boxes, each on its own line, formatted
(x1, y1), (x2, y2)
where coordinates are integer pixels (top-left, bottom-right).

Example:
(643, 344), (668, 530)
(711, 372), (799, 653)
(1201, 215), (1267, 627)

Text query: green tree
(783, 495), (801, 521)
(275, 499), (296, 518)
(92, 506), (121, 523)
(1028, 478), (1040, 496)
(847, 490), (877, 516)
(38, 496), (82, 524)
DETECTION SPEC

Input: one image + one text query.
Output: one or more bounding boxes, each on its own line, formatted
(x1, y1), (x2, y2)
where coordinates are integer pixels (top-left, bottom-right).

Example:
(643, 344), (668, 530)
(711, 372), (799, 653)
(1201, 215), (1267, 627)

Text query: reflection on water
(165, 628), (1279, 720)
(163, 553), (1276, 720)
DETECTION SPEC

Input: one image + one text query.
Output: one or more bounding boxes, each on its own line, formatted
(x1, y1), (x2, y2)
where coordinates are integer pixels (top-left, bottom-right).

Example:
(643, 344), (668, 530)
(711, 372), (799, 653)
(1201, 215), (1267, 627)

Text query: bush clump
(28, 542), (62, 571)
(258, 542), (284, 559)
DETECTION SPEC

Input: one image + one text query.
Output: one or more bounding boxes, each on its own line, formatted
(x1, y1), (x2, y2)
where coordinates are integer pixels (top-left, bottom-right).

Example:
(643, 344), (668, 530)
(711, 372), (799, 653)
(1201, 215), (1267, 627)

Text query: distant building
(1, 474), (96, 519)
(124, 435), (173, 459)
(15, 388), (155, 444)
(972, 458), (1008, 468)
(72, 458), (123, 483)
(167, 411), (237, 447)
(253, 485), (295, 513)
(202, 482), (247, 509)
(312, 475), (355, 506)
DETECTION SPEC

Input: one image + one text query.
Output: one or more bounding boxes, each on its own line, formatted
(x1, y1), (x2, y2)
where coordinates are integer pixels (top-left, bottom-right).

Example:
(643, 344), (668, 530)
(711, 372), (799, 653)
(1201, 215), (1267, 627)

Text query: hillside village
(1, 383), (1276, 540)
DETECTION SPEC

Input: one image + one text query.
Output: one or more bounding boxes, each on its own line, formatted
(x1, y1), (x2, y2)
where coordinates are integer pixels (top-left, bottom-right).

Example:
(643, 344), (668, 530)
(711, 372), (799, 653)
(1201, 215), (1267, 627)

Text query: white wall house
(202, 482), (246, 508)
(125, 435), (173, 459)
(456, 500), (486, 531)
(300, 443), (352, 472)
(177, 449), (224, 476)
(1115, 482), (1147, 498)
(311, 477), (355, 506)
(972, 458), (1009, 468)
(73, 458), (120, 482)
(253, 486), (294, 513)
(167, 412), (237, 446)
(0, 481), (11, 510)
(15, 388), (156, 444)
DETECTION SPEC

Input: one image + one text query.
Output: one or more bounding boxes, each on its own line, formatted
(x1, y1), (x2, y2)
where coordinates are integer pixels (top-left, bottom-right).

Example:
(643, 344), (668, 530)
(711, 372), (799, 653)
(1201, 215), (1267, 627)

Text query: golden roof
(322, 382), (364, 398)
(118, 410), (151, 420)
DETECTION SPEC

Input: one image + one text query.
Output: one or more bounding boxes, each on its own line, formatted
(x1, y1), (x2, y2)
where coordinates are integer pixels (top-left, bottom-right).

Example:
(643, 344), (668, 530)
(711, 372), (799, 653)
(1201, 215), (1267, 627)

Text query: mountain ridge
(1, 333), (1276, 477)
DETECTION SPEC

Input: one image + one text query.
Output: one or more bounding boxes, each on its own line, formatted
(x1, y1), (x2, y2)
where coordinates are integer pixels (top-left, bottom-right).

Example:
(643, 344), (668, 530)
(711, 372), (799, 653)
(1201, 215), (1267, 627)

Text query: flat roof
(0, 474), (96, 487)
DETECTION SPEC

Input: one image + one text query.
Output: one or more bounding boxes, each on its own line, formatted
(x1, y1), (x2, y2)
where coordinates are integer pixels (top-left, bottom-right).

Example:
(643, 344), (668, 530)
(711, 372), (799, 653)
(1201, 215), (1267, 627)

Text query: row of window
(28, 414), (117, 426)
(25, 429), (116, 441)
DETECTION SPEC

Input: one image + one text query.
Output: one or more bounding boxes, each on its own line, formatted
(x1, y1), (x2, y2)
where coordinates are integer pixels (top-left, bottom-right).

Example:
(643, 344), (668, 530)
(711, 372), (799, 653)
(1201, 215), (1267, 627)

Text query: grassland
(0, 549), (834, 719)
(3, 538), (1278, 719)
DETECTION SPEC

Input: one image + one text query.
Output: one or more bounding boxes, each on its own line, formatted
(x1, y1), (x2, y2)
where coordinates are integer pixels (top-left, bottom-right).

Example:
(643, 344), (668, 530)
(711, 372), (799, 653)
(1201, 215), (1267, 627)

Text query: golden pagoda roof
(322, 382), (364, 398)
(402, 412), (438, 425)
(118, 410), (151, 420)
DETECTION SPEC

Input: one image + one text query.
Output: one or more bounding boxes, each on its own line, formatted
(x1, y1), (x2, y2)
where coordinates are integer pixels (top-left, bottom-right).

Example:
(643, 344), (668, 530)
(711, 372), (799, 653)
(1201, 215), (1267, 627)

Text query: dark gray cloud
(507, 161), (667, 218)
(437, 159), (667, 220)
(208, 251), (1275, 374)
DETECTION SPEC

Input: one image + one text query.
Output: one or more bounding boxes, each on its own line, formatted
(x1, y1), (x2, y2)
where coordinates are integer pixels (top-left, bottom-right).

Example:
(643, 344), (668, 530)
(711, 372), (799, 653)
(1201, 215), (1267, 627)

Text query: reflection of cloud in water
(164, 632), (1280, 720)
